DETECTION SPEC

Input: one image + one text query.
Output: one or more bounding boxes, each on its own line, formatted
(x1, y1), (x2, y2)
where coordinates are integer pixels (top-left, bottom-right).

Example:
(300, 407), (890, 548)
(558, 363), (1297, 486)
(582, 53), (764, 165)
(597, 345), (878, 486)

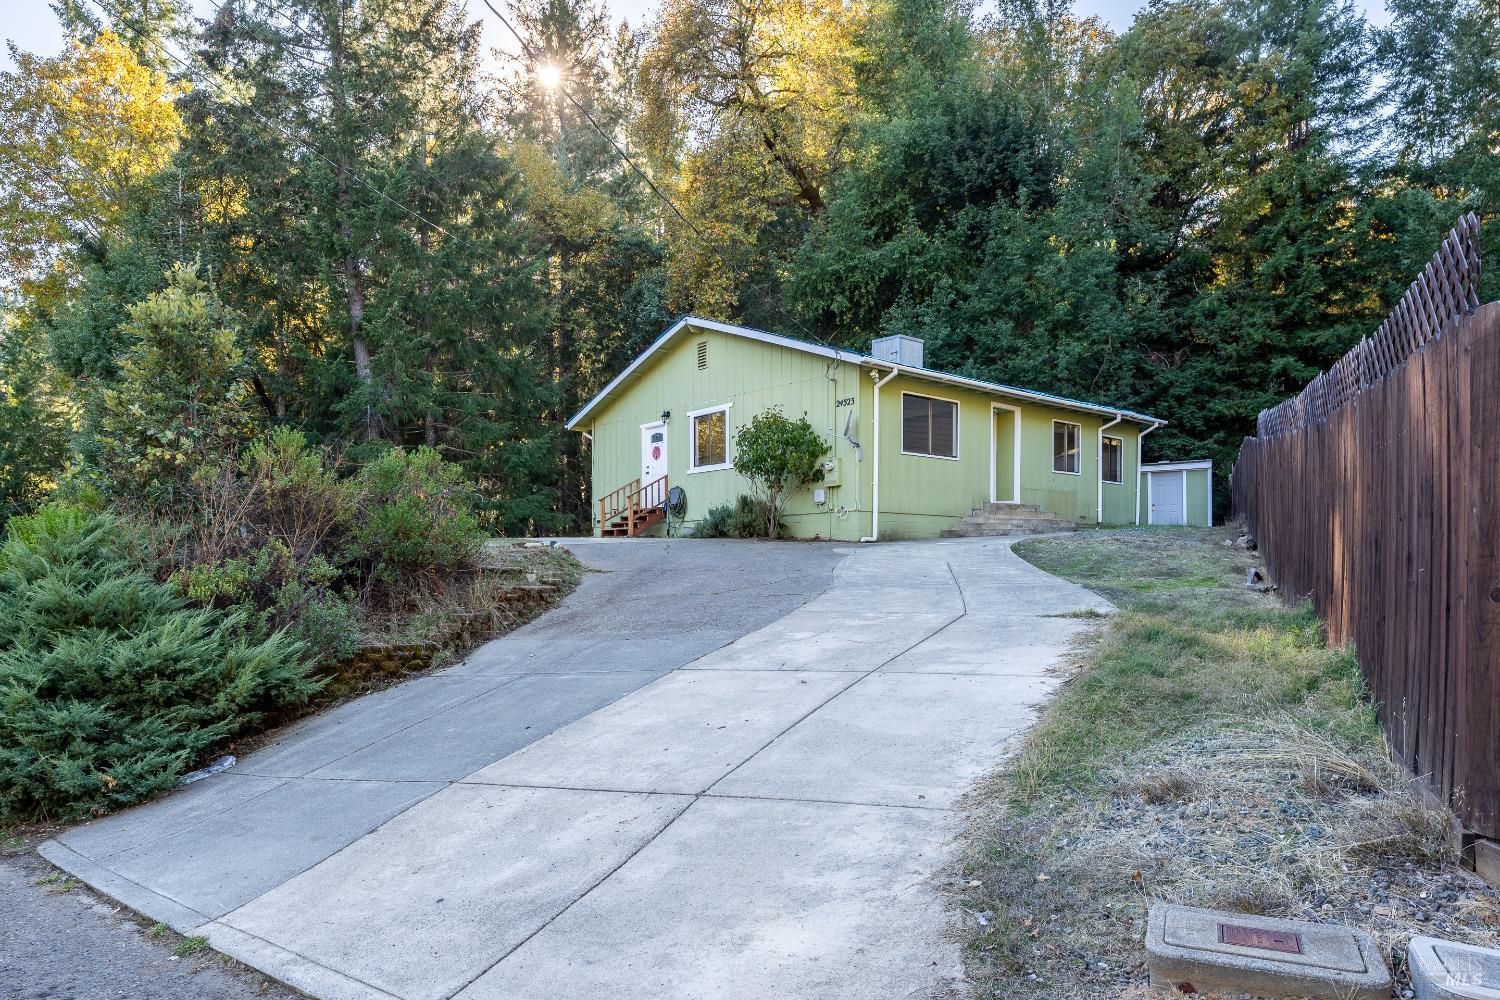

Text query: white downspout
(1096, 413), (1122, 524)
(1134, 421), (1162, 525)
(859, 366), (900, 543)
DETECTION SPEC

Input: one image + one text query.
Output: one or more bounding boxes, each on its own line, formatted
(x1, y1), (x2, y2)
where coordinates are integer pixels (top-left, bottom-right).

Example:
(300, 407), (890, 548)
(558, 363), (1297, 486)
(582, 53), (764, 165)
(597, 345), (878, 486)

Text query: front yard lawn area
(958, 524), (1500, 999)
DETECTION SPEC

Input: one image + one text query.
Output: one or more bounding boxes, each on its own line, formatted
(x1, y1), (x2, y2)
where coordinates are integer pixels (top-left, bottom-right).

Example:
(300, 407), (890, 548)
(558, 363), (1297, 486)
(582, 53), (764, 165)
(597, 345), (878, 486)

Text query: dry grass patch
(957, 524), (1500, 999)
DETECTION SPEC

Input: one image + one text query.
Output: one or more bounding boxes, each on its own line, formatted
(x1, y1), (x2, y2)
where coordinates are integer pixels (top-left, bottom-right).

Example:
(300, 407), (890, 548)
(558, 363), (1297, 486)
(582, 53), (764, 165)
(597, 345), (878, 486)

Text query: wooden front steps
(601, 506), (663, 537)
(597, 475), (669, 537)
(940, 502), (1077, 537)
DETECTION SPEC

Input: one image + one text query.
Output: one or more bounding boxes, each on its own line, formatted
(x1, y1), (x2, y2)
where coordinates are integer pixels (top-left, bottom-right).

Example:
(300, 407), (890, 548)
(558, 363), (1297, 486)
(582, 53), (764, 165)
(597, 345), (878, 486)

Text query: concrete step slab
(462, 669), (857, 795)
(708, 671), (1054, 808)
(213, 784), (691, 1000)
(1145, 904), (1391, 1000)
(877, 614), (1092, 675)
(1409, 935), (1500, 999)
(685, 610), (955, 673)
(51, 777), (446, 928)
(450, 797), (959, 1000)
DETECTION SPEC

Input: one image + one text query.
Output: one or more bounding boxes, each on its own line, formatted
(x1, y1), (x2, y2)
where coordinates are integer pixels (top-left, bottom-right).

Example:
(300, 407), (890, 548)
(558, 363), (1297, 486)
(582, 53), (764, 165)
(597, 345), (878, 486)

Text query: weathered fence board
(1233, 214), (1500, 840)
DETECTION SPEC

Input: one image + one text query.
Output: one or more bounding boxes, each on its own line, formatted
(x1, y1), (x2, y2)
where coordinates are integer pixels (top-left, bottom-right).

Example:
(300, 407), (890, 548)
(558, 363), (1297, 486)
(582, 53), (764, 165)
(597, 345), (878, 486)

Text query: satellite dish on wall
(842, 410), (862, 460)
(666, 485), (687, 517)
(662, 485), (688, 536)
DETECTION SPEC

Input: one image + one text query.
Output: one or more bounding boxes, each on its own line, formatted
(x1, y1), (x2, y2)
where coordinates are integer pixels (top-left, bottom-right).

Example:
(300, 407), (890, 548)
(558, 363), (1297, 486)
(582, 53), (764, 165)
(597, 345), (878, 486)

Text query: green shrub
(691, 504), (734, 538)
(690, 496), (778, 539)
(236, 428), (356, 561)
(0, 507), (318, 822)
(89, 264), (261, 508)
(174, 540), (360, 663)
(3, 501), (89, 550)
(351, 447), (482, 580)
(731, 408), (826, 539)
(165, 429), (363, 662)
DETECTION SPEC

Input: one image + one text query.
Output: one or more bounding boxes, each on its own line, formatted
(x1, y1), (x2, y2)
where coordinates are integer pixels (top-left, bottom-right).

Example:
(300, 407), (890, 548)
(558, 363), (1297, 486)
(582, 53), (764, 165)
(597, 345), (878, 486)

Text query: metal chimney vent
(870, 334), (924, 368)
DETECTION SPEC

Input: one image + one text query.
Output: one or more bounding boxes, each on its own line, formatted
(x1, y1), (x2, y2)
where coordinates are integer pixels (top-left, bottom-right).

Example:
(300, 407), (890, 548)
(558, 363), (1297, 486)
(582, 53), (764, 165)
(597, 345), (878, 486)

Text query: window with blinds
(1053, 420), (1081, 474)
(901, 393), (958, 458)
(1102, 435), (1124, 483)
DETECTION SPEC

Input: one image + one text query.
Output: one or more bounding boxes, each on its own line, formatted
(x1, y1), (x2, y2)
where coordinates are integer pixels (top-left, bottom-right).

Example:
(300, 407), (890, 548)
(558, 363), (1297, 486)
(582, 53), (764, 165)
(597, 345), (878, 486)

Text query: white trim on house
(684, 402), (733, 419)
(1052, 419), (1083, 476)
(990, 402), (1022, 504)
(1144, 468), (1183, 526)
(566, 316), (1166, 430)
(898, 390), (961, 461)
(1139, 460), (1212, 473)
(1134, 421), (1162, 525)
(687, 403), (732, 473)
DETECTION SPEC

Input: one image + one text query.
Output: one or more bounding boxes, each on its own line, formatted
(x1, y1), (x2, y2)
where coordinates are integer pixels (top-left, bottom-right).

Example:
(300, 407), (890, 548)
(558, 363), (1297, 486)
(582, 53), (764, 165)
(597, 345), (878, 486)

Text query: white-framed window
(1053, 420), (1081, 474)
(688, 403), (731, 472)
(1102, 435), (1124, 484)
(901, 392), (958, 459)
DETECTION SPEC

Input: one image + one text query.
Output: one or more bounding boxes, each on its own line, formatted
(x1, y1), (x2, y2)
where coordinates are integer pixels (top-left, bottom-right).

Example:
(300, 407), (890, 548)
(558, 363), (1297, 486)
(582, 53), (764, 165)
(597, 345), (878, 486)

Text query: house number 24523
(835, 397), (855, 407)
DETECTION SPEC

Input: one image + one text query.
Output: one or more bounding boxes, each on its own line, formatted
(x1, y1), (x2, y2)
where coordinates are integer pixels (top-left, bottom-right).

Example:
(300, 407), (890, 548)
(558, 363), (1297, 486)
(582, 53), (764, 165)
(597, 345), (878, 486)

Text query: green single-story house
(567, 317), (1183, 541)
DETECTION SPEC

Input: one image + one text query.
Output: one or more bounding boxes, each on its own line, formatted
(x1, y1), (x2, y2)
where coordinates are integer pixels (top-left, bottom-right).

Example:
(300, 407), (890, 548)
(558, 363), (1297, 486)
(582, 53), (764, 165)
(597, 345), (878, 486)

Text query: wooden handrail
(598, 477), (640, 528)
(597, 475), (669, 536)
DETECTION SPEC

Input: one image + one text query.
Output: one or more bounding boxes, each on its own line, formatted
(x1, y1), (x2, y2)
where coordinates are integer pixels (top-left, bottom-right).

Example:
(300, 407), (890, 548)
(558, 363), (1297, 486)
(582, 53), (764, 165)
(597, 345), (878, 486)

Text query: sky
(5, 0), (1392, 71)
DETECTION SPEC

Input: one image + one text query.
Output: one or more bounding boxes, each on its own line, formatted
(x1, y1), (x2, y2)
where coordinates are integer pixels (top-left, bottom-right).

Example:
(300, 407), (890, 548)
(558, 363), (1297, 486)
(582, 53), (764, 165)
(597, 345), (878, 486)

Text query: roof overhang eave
(857, 359), (1166, 426)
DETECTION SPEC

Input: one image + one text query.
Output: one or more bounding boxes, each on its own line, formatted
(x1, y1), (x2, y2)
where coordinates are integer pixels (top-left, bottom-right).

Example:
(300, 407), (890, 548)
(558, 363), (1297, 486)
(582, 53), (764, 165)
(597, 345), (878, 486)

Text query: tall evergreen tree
(500, 0), (669, 525)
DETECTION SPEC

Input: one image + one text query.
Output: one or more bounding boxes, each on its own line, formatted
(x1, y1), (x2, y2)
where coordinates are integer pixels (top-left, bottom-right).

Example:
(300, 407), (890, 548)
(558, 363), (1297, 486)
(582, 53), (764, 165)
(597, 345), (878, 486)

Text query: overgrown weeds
(959, 524), (1500, 999)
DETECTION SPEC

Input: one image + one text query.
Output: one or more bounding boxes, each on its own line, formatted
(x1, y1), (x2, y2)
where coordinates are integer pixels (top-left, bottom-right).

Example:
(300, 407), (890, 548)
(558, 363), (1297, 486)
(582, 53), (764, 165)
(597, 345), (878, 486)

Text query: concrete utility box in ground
(1145, 904), (1390, 999)
(1409, 935), (1500, 999)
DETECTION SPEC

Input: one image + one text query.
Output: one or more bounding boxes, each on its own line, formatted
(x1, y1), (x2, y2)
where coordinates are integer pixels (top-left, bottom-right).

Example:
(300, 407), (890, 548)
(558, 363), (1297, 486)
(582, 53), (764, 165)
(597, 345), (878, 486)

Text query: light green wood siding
(1186, 470), (1212, 526)
(865, 372), (1143, 539)
(585, 325), (865, 538)
(582, 322), (1153, 540)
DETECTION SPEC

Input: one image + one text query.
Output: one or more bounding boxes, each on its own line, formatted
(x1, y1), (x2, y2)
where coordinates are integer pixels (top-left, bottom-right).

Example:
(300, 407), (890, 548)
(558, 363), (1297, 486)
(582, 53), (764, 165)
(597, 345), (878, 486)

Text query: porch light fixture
(661, 410), (671, 423)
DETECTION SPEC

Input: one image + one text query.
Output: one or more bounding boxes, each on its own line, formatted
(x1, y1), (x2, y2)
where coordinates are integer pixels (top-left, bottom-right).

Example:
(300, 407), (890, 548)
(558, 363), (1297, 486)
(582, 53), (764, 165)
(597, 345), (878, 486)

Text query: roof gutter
(1134, 421), (1164, 525)
(859, 365), (900, 543)
(857, 359), (1162, 425)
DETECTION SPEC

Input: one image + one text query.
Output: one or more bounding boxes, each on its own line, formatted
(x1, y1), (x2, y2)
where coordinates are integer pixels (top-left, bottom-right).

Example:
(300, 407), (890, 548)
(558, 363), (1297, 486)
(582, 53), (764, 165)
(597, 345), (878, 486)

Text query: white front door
(641, 421), (667, 483)
(1149, 471), (1185, 525)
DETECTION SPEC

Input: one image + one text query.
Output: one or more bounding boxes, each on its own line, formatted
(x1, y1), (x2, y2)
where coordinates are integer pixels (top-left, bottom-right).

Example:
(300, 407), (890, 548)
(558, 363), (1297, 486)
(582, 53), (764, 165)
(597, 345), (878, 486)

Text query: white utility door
(641, 422), (668, 483)
(1149, 471), (1185, 525)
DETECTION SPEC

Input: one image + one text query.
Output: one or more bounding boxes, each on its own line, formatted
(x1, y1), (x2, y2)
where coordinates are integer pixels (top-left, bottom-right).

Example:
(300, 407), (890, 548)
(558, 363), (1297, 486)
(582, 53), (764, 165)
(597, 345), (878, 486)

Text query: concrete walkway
(40, 537), (1107, 1000)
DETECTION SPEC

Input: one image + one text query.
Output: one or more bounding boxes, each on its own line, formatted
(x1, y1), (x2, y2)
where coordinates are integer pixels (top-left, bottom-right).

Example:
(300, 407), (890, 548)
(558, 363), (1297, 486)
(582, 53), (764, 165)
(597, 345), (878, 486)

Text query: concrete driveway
(40, 536), (1108, 1000)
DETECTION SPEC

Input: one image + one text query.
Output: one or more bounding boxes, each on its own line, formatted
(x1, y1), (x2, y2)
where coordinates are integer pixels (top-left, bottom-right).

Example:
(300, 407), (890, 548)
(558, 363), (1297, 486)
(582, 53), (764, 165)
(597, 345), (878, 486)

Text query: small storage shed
(1138, 460), (1213, 526)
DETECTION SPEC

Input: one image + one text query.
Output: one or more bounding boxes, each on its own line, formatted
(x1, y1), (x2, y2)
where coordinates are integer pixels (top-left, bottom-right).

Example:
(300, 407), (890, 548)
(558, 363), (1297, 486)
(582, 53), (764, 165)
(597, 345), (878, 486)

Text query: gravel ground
(1, 831), (298, 1000)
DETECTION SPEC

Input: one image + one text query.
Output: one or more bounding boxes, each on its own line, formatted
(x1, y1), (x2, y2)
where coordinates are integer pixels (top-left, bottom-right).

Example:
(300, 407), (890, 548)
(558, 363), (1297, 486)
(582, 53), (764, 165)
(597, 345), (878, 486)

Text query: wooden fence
(1232, 213), (1500, 841)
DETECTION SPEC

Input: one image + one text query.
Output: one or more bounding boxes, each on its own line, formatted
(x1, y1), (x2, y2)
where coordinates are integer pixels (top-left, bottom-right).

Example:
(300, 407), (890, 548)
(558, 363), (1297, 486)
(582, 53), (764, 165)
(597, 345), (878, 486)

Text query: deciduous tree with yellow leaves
(0, 31), (184, 306)
(639, 0), (868, 319)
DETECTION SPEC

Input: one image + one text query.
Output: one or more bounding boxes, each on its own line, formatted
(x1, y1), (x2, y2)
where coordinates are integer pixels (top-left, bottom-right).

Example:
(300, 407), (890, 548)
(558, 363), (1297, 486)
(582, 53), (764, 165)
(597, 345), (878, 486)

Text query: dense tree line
(1, 0), (1495, 524)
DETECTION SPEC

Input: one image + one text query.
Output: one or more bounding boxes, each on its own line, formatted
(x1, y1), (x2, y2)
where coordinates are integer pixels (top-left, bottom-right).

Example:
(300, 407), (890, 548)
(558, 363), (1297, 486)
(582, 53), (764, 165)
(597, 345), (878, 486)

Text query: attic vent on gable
(696, 340), (708, 370)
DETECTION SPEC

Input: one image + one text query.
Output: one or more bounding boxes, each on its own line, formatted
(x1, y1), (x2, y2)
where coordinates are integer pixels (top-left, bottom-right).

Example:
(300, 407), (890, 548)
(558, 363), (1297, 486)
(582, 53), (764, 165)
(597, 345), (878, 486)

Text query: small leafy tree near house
(731, 408), (826, 539)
